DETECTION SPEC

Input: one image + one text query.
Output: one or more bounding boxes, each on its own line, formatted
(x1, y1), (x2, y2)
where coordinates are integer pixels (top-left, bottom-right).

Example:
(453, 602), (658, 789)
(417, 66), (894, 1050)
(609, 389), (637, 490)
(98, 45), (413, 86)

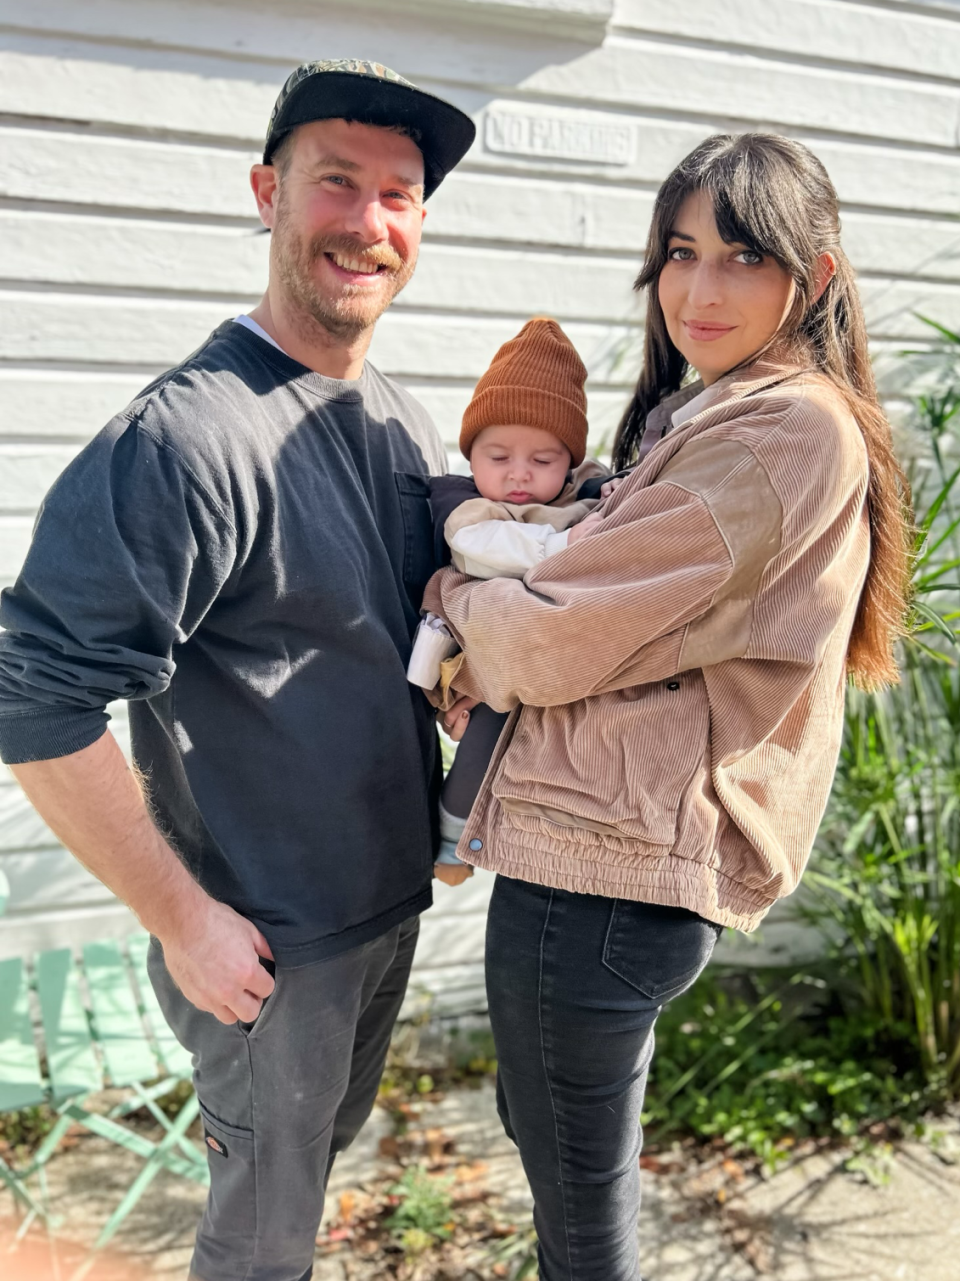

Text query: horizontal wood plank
(522, 35), (960, 149)
(0, 443), (83, 509)
(0, 210), (642, 321)
(0, 900), (139, 964)
(6, 120), (960, 226)
(0, 294), (642, 380)
(0, 518), (34, 580)
(0, 371), (629, 452)
(2, 21), (958, 158)
(0, 848), (114, 911)
(0, 369), (157, 440)
(616, 0), (960, 83)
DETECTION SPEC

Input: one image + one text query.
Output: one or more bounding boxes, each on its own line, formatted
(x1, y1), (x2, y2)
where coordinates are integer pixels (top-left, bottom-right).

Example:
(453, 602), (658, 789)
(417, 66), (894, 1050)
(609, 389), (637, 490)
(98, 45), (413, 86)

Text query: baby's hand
(435, 862), (475, 886)
(600, 476), (626, 499)
(567, 511), (604, 544)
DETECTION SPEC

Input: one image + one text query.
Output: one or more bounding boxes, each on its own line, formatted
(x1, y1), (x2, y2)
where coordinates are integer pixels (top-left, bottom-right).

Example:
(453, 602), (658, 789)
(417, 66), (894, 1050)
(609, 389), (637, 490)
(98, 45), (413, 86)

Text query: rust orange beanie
(460, 318), (589, 466)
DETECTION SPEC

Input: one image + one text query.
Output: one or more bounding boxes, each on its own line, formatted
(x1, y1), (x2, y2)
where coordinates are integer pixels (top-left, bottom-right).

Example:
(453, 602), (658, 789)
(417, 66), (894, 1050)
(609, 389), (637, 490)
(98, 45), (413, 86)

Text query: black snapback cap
(263, 59), (476, 199)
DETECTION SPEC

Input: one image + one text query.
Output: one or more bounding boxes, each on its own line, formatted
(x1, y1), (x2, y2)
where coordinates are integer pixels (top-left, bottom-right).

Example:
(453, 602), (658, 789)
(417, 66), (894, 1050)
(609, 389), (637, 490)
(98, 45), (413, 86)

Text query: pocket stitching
(601, 902), (718, 1002)
(197, 1098), (254, 1141)
(394, 471), (434, 590)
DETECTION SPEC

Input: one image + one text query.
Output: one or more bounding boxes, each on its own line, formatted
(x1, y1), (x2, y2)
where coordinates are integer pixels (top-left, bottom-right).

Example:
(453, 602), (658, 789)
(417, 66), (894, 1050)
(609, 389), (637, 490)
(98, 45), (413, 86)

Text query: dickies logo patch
(204, 1131), (228, 1158)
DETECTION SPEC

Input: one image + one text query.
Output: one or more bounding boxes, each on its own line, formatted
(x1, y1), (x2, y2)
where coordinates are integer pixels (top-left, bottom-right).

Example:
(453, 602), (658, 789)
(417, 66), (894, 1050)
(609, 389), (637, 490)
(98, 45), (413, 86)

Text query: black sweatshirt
(0, 322), (448, 964)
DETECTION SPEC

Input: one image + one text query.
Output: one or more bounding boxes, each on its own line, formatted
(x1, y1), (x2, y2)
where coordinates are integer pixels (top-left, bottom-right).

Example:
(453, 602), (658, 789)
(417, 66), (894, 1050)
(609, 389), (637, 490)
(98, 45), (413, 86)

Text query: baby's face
(470, 425), (572, 505)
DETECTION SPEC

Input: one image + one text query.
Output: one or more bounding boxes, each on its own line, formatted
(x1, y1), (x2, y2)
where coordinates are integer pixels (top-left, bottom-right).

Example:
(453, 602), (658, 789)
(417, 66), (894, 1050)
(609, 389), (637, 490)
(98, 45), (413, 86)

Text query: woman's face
(657, 189), (796, 386)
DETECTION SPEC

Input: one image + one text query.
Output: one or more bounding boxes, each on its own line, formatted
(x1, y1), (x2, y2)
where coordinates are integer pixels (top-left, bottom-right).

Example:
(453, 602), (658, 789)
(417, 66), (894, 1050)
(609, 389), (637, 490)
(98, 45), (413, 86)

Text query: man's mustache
(309, 234), (405, 274)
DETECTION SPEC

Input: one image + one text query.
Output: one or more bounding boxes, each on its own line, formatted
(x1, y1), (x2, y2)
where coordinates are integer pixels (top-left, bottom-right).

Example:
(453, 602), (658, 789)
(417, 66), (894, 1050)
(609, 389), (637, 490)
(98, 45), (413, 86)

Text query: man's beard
(272, 199), (417, 343)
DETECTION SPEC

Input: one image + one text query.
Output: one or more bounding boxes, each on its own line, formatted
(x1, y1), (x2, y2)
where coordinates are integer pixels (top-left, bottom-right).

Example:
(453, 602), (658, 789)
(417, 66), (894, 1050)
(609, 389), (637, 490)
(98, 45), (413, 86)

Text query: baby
(407, 317), (608, 884)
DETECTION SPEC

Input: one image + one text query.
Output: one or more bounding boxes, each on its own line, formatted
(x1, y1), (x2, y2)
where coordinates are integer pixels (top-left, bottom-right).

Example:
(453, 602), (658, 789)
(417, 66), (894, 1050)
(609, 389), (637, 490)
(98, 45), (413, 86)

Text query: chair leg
(58, 1103), (206, 1182)
(120, 1080), (206, 1167)
(0, 1152), (47, 1228)
(91, 1092), (202, 1250)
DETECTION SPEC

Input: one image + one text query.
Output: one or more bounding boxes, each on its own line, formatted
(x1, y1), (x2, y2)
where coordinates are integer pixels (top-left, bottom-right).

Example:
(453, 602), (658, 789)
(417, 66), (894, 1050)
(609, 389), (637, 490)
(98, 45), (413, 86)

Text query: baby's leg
(441, 703), (511, 819)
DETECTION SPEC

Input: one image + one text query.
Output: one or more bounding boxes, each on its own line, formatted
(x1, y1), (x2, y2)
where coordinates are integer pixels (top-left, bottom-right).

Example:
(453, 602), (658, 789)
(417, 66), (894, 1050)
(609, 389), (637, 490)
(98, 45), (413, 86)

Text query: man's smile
(323, 252), (391, 283)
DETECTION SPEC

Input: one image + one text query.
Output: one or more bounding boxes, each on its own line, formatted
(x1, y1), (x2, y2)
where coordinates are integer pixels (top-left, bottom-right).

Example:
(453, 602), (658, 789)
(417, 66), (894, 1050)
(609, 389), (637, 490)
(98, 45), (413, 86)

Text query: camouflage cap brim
(263, 59), (476, 199)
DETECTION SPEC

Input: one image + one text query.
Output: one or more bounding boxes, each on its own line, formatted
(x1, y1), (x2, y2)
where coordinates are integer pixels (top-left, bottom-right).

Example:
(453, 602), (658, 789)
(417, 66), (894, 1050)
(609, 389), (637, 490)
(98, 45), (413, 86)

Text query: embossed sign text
(484, 109), (635, 166)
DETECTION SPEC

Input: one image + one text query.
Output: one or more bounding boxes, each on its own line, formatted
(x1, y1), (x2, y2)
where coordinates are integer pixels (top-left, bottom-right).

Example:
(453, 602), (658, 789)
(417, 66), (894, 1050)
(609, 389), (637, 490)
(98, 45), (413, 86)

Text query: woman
(424, 134), (912, 1280)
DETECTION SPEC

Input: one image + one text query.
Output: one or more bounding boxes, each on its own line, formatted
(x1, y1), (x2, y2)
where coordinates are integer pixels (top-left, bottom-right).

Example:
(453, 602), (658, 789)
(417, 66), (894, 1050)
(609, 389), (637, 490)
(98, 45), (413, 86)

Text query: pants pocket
(601, 900), (721, 1004)
(196, 1099), (258, 1246)
(237, 959), (281, 1038)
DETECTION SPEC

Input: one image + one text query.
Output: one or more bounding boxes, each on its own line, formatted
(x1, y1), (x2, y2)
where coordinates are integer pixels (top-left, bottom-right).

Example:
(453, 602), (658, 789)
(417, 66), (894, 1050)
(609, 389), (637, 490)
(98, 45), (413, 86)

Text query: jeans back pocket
(602, 899), (721, 1005)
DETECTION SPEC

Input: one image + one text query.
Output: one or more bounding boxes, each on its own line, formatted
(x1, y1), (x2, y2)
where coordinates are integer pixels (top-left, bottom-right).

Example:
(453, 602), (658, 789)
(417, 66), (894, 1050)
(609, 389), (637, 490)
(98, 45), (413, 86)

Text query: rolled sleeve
(0, 416), (236, 765)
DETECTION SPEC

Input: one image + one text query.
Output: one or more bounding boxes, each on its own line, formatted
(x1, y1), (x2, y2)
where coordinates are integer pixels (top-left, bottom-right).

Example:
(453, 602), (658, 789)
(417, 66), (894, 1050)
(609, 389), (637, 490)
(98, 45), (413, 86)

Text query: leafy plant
(643, 970), (937, 1169)
(385, 1165), (456, 1245)
(805, 316), (960, 1089)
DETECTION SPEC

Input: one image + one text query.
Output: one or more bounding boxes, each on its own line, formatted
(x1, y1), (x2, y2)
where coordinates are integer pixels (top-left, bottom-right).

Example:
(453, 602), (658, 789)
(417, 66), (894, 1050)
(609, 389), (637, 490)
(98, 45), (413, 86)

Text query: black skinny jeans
(486, 875), (721, 1281)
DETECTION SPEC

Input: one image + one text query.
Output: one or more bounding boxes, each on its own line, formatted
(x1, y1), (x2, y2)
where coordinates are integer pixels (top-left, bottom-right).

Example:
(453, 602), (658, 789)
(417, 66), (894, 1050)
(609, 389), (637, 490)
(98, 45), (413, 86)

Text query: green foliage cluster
(0, 1105), (55, 1157)
(385, 1164), (456, 1254)
(644, 971), (936, 1169)
(807, 319), (960, 1091)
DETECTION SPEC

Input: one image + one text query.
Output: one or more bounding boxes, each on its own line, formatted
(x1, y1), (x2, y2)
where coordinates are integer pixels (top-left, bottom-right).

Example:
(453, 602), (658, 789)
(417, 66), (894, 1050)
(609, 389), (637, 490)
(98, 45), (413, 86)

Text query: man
(0, 61), (475, 1280)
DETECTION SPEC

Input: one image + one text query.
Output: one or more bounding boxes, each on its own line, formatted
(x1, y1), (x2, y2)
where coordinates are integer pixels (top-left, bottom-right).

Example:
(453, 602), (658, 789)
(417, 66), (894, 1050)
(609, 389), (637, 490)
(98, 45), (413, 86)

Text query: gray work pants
(147, 916), (419, 1281)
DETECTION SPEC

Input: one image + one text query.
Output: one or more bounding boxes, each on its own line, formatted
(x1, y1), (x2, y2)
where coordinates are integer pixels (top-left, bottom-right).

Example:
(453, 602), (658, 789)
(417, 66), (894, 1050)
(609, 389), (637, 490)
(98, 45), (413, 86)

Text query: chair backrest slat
(126, 935), (193, 1079)
(0, 957), (46, 1110)
(36, 948), (104, 1102)
(83, 941), (159, 1087)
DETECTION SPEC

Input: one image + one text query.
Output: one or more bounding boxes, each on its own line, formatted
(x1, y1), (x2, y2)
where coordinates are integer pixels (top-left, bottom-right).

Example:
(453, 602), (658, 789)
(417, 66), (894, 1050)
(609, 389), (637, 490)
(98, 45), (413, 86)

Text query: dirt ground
(3, 1081), (960, 1280)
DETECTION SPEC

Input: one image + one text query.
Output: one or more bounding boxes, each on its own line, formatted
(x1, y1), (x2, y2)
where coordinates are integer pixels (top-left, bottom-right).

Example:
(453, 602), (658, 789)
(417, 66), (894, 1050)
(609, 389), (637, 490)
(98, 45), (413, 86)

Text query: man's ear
(813, 251), (837, 303)
(250, 164), (280, 230)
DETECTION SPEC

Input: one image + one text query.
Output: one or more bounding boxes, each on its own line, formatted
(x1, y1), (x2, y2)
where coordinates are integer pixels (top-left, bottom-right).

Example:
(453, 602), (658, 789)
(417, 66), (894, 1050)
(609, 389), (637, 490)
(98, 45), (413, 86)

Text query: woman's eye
(667, 246), (694, 261)
(736, 249), (763, 265)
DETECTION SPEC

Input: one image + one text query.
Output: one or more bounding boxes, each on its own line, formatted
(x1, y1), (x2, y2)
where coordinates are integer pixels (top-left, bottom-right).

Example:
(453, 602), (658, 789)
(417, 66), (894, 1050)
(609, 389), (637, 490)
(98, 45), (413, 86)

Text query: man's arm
(0, 417), (273, 1025)
(10, 733), (274, 1025)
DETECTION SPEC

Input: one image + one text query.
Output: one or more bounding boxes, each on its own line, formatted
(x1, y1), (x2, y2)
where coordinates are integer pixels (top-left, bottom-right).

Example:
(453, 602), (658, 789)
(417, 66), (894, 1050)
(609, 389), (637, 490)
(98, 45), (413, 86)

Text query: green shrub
(385, 1165), (456, 1243)
(806, 319), (960, 1090)
(644, 970), (938, 1169)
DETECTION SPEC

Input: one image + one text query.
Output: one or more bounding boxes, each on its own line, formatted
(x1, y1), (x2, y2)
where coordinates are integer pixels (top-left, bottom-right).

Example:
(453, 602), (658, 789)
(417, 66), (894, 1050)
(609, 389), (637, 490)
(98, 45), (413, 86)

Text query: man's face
(259, 118), (426, 341)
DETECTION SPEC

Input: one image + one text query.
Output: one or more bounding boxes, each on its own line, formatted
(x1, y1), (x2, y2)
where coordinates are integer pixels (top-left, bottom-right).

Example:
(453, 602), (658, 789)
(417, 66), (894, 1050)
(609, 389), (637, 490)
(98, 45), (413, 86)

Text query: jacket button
(469, 838), (483, 851)
(667, 681), (680, 691)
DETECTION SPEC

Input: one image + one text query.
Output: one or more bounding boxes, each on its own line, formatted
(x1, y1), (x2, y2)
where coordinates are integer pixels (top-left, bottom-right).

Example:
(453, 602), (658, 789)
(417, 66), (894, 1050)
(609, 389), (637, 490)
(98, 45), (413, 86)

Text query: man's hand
(442, 696), (479, 741)
(10, 736), (278, 1028)
(161, 897), (276, 1025)
(567, 511), (604, 544)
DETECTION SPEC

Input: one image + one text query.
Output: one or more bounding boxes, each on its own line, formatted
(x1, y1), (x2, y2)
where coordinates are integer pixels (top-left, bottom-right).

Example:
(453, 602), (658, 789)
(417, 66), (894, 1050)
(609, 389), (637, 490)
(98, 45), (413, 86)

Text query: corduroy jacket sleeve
(422, 437), (785, 710)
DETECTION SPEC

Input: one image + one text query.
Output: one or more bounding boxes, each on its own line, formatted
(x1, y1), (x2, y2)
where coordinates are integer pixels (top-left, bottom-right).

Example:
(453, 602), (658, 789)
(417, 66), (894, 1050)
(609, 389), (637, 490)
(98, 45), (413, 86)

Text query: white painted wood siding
(1, 0), (958, 999)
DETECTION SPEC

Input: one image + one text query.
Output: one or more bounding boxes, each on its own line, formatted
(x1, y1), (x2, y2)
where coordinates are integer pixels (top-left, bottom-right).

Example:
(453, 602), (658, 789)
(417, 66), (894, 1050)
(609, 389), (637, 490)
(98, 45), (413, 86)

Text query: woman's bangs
(705, 163), (786, 263)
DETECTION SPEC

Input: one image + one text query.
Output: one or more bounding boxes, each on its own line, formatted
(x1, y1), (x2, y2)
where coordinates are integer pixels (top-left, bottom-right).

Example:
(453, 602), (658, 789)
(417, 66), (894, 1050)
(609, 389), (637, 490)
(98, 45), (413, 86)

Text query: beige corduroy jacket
(423, 359), (871, 932)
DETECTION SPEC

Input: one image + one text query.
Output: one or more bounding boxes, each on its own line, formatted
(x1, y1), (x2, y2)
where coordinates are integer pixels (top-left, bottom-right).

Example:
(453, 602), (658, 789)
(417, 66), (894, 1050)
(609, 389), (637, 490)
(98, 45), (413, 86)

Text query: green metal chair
(0, 873), (209, 1252)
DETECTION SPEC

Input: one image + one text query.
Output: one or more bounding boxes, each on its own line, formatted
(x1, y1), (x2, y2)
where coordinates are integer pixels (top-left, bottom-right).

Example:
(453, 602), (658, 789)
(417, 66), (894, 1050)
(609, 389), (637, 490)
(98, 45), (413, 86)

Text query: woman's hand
(567, 512), (604, 544)
(600, 476), (626, 500)
(443, 696), (479, 741)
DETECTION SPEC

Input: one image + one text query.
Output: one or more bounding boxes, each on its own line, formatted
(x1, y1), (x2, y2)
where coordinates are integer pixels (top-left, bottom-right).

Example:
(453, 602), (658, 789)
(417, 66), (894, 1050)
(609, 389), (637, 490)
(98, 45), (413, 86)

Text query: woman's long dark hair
(613, 133), (912, 689)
